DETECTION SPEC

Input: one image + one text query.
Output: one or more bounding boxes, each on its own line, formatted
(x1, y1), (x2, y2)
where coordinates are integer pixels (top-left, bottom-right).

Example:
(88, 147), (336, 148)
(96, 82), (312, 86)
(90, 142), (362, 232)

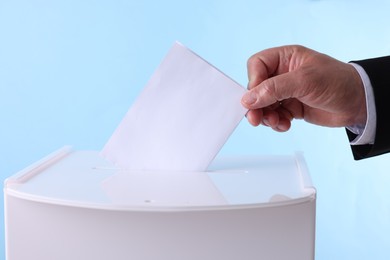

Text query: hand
(241, 45), (367, 132)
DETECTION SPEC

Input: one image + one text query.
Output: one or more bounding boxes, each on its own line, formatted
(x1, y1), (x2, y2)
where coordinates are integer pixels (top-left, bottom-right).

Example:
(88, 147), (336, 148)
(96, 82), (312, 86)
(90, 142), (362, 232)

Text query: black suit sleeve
(347, 56), (390, 160)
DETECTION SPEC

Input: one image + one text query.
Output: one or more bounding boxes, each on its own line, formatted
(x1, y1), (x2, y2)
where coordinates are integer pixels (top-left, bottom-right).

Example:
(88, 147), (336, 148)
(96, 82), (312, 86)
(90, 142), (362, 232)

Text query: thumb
(242, 72), (301, 109)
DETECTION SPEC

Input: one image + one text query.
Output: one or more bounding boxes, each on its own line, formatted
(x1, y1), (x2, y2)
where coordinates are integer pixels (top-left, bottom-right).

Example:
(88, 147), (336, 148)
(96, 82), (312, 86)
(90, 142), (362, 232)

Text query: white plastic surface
(5, 147), (315, 210)
(4, 147), (316, 260)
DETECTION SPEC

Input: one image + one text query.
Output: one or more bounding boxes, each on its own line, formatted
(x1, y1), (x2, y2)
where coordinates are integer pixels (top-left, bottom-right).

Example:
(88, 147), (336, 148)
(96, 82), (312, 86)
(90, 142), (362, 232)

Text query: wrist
(348, 62), (376, 145)
(348, 63), (367, 126)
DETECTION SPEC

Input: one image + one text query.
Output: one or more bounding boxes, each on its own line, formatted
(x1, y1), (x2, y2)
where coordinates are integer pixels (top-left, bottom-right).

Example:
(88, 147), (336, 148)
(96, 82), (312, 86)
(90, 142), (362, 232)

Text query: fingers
(247, 46), (296, 90)
(247, 54), (271, 90)
(244, 47), (304, 110)
(246, 109), (263, 127)
(263, 105), (293, 132)
(244, 45), (312, 131)
(246, 103), (293, 132)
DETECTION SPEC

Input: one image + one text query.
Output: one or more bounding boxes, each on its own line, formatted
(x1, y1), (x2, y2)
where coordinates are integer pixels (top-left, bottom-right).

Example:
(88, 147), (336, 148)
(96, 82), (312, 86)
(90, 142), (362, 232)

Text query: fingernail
(276, 123), (289, 132)
(242, 91), (257, 105)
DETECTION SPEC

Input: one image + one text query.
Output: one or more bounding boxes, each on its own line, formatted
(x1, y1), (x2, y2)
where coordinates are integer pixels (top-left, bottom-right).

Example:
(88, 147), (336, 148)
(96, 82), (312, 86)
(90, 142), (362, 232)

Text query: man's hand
(241, 45), (367, 132)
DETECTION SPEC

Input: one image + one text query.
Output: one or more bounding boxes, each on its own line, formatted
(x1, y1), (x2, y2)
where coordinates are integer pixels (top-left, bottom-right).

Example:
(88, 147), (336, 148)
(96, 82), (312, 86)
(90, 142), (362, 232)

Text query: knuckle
(247, 54), (261, 69)
(261, 79), (279, 101)
(247, 53), (257, 65)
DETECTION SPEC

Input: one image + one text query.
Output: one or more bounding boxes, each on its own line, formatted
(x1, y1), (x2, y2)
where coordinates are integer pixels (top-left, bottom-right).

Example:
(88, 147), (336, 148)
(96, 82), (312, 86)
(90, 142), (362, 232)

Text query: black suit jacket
(347, 56), (390, 160)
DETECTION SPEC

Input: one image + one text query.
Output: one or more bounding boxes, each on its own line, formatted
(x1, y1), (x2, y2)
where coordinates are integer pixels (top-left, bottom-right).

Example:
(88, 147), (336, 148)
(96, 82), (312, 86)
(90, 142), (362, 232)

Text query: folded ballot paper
(101, 42), (247, 171)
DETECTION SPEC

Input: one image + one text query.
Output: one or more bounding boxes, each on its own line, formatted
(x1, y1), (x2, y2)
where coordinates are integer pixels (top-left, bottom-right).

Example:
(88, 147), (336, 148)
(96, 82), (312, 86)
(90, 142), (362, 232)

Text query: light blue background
(1, 0), (390, 259)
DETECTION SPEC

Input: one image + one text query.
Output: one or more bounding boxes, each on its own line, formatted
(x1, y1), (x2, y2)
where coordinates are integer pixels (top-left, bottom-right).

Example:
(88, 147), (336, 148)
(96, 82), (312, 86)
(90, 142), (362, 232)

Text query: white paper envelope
(101, 42), (247, 171)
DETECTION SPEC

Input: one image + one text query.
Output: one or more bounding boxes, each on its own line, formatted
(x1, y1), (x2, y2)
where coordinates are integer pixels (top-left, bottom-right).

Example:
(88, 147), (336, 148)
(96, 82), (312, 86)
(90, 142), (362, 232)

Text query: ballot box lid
(4, 146), (315, 211)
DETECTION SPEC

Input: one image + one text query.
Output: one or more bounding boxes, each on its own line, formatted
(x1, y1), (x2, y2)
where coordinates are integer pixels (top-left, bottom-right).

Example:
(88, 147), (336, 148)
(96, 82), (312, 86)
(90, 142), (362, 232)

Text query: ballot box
(4, 146), (316, 260)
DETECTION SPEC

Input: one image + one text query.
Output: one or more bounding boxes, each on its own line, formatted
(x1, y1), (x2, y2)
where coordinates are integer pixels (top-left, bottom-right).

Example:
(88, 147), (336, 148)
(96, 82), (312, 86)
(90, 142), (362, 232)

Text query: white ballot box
(4, 147), (316, 260)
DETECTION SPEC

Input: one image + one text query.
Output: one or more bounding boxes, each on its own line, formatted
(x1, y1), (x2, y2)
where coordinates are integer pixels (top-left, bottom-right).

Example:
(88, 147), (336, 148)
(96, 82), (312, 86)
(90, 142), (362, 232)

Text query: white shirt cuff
(347, 63), (376, 145)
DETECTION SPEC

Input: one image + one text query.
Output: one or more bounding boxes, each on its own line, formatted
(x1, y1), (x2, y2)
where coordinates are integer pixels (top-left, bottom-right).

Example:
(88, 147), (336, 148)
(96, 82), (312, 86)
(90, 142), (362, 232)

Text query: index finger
(247, 46), (296, 89)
